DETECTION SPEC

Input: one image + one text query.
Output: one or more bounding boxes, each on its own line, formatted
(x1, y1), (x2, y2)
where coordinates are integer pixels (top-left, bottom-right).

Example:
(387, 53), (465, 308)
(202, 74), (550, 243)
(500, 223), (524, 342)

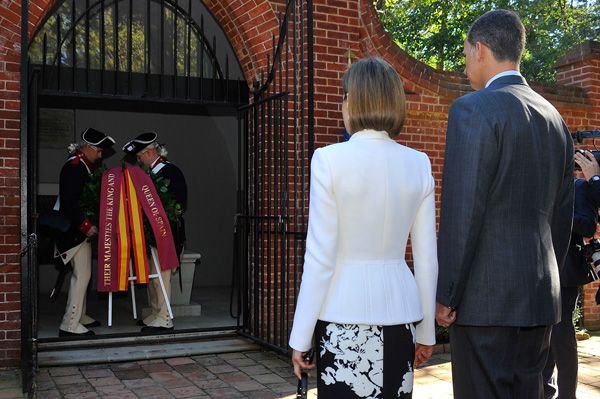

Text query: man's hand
(414, 344), (434, 368)
(436, 302), (456, 328)
(575, 150), (600, 181)
(291, 349), (315, 380)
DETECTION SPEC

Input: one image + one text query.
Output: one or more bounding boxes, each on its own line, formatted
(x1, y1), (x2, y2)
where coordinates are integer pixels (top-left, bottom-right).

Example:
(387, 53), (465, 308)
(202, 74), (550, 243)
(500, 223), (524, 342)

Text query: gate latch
(20, 233), (38, 258)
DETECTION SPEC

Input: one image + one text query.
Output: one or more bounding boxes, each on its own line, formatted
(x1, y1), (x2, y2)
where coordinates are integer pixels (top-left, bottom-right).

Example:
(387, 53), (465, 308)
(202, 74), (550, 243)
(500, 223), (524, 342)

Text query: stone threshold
(38, 333), (259, 367)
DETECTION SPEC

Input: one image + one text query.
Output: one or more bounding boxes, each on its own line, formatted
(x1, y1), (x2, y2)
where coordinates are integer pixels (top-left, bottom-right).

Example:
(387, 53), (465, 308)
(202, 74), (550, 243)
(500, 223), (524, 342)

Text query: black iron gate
(28, 0), (247, 113)
(234, 0), (314, 353)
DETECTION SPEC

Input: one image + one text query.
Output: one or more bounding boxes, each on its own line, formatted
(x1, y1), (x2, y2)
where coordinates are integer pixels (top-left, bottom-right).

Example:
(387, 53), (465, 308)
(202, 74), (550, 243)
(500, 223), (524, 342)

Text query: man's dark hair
(467, 9), (526, 64)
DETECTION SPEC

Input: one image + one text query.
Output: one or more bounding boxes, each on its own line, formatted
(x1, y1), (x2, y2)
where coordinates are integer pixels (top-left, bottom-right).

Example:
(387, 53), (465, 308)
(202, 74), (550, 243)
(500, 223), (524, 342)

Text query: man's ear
(475, 41), (485, 62)
(476, 42), (496, 64)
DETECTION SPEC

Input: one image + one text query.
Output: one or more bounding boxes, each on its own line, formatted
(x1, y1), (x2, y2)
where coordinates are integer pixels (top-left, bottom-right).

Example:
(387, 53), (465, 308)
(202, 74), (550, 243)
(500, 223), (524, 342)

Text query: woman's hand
(414, 343), (434, 368)
(292, 349), (315, 380)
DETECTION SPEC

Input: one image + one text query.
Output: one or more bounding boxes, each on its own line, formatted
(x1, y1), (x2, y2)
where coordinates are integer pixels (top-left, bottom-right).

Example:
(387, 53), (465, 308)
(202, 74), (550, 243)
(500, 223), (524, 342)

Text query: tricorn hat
(81, 128), (115, 149)
(122, 132), (158, 154)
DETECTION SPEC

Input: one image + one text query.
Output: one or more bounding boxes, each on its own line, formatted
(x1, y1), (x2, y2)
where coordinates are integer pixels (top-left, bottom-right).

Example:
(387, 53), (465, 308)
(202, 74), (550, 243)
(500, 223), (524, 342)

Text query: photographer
(543, 149), (599, 399)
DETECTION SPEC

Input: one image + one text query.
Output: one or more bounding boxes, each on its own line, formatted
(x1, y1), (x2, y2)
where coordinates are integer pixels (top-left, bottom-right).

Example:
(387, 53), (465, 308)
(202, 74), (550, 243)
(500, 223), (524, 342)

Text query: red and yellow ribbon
(98, 165), (177, 292)
(124, 168), (149, 285)
(116, 182), (131, 290)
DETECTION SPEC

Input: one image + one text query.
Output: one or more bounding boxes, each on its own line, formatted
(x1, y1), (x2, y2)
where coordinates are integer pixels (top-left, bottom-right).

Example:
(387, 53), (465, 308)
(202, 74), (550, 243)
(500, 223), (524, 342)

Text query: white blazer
(289, 129), (439, 352)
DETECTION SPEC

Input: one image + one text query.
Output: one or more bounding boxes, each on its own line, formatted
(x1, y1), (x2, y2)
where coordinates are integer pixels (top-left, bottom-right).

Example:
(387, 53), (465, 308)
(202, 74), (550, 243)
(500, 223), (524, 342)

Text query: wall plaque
(39, 108), (75, 149)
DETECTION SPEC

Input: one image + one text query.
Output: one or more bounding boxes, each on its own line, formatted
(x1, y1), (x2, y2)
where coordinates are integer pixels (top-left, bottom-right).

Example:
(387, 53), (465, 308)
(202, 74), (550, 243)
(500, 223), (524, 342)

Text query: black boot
(83, 320), (101, 328)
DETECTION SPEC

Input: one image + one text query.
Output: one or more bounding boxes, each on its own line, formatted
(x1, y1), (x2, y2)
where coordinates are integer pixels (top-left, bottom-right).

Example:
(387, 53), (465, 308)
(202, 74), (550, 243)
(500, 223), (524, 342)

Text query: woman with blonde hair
(289, 57), (438, 398)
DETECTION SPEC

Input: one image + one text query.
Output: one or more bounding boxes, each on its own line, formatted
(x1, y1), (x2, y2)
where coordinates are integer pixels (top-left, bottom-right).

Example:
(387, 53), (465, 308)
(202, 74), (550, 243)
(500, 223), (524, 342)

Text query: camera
(581, 239), (600, 281)
(574, 149), (600, 171)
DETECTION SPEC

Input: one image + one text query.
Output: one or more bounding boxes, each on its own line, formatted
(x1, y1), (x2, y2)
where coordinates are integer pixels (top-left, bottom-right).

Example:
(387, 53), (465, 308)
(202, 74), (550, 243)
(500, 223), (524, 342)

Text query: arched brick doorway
(17, 0), (314, 394)
(23, 0), (250, 383)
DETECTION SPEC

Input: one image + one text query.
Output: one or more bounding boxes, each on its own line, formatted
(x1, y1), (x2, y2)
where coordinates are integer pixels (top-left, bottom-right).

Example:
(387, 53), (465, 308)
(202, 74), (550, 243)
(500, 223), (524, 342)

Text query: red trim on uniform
(69, 154), (81, 165)
(70, 150), (94, 169)
(80, 153), (94, 169)
(78, 218), (93, 235)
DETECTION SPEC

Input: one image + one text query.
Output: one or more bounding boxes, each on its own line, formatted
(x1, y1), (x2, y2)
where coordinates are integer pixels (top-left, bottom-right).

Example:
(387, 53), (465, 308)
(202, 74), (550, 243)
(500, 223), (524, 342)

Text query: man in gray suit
(436, 10), (574, 399)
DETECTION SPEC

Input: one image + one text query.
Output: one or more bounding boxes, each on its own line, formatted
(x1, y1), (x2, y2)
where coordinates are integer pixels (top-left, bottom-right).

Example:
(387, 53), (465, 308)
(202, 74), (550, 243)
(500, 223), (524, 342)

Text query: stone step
(38, 336), (260, 366)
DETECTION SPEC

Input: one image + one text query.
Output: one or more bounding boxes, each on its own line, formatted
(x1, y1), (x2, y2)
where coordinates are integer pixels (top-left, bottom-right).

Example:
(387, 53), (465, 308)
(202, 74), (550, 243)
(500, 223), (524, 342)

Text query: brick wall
(0, 0), (25, 367)
(0, 0), (599, 366)
(202, 0), (280, 80)
(0, 0), (57, 368)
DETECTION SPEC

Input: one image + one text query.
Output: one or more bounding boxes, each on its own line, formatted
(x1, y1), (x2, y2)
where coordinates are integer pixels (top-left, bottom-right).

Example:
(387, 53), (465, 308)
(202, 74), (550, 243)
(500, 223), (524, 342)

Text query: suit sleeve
(289, 149), (338, 352)
(59, 163), (88, 228)
(436, 97), (499, 309)
(572, 180), (597, 238)
(410, 155), (438, 345)
(552, 135), (575, 272)
(586, 179), (600, 207)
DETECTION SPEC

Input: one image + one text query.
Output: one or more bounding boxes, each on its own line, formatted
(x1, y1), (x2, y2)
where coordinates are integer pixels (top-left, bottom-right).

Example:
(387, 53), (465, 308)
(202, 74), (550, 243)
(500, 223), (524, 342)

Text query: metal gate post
(20, 0), (38, 395)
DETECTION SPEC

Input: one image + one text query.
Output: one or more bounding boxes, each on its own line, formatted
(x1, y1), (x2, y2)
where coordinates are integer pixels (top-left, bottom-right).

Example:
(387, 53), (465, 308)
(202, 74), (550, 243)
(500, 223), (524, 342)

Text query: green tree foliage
(375, 0), (600, 83)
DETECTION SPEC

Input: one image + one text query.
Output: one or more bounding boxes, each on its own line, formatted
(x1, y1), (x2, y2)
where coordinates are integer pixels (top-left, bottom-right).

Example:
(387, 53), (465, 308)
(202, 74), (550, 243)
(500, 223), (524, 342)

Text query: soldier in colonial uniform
(123, 132), (187, 333)
(56, 128), (115, 336)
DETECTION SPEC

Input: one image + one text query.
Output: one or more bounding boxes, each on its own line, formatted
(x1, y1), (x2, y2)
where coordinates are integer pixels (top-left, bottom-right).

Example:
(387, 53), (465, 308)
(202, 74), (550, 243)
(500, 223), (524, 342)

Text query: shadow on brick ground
(1, 335), (599, 398)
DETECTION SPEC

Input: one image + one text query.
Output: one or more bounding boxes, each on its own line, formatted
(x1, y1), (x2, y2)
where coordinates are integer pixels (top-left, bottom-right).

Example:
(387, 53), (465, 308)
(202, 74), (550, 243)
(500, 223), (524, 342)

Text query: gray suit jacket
(437, 75), (574, 326)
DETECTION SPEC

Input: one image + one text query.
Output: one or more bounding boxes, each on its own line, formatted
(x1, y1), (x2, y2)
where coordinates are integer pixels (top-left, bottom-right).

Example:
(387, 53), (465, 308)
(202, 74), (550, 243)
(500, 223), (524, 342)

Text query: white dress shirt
(289, 129), (439, 352)
(485, 70), (522, 88)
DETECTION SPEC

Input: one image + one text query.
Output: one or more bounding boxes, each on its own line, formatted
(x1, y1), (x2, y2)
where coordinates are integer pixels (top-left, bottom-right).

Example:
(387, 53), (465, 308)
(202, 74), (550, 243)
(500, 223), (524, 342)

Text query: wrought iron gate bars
(31, 0), (243, 106)
(235, 0), (313, 353)
(21, 1), (40, 395)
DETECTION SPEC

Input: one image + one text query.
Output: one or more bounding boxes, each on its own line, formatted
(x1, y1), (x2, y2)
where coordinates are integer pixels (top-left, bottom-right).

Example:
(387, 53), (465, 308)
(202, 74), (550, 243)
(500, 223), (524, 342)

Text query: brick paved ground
(1, 335), (599, 398)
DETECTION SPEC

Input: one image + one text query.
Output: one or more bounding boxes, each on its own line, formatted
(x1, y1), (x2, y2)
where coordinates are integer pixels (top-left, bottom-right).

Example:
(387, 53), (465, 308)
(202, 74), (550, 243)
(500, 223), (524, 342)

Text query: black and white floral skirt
(315, 320), (415, 399)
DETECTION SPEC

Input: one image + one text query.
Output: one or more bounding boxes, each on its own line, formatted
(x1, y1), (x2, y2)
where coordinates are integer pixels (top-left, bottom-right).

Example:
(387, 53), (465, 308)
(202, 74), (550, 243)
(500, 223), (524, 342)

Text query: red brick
(0, 281), (20, 292)
(0, 320), (20, 330)
(5, 311), (19, 320)
(3, 272), (19, 283)
(5, 293), (20, 302)
(6, 330), (19, 339)
(0, 302), (19, 312)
